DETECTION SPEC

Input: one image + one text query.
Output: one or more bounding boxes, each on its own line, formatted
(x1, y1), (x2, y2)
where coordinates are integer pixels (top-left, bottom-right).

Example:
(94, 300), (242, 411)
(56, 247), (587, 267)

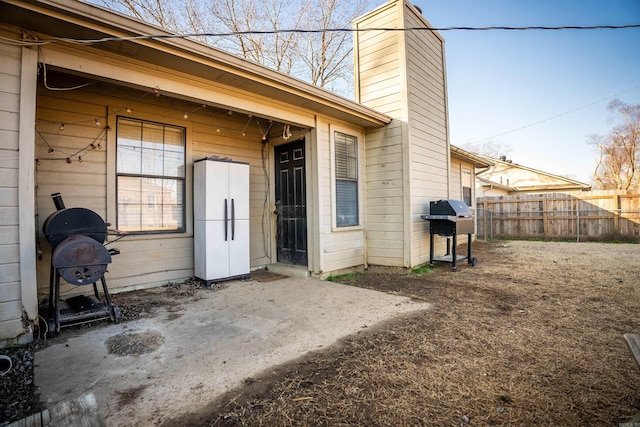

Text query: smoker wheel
(47, 318), (59, 337)
(112, 306), (122, 324)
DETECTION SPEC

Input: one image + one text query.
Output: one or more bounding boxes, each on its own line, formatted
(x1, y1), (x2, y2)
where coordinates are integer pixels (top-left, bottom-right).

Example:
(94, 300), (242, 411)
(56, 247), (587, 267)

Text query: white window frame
(109, 115), (188, 235)
(330, 125), (364, 231)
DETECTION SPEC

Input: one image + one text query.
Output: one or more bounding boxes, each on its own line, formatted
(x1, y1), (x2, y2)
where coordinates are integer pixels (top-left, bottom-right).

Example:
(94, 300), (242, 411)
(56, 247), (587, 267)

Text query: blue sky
(396, 0), (640, 183)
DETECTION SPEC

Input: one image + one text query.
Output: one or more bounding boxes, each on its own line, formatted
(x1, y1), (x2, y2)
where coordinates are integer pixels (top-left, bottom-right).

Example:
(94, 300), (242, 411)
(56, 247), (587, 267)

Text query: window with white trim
(462, 168), (472, 207)
(334, 131), (358, 227)
(116, 117), (186, 233)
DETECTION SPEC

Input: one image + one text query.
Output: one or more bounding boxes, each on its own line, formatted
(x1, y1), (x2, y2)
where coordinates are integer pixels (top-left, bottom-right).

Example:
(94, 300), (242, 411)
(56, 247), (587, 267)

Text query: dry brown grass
(173, 240), (640, 426)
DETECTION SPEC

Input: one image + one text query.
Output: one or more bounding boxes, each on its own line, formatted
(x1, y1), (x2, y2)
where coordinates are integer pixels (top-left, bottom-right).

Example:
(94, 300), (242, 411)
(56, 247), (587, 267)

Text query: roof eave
(7, 0), (392, 128)
(450, 145), (493, 168)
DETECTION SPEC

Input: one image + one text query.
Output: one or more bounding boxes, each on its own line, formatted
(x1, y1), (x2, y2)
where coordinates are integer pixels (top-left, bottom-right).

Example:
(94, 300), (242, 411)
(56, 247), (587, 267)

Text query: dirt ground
(167, 240), (640, 426)
(2, 240), (639, 426)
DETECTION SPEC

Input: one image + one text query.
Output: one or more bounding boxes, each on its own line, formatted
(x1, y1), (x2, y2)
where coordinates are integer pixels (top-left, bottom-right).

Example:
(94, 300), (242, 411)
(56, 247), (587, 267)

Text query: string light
(258, 120), (274, 142)
(36, 125), (107, 164)
(182, 104), (207, 120)
(241, 115), (253, 137)
(38, 83), (301, 158)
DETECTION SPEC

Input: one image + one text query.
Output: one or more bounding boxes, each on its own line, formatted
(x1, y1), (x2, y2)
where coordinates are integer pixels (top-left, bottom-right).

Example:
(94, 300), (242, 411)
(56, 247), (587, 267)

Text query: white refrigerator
(194, 157), (250, 284)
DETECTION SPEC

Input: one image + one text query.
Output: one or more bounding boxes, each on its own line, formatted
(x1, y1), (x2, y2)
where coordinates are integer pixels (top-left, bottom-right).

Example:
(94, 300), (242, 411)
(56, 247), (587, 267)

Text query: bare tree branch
(592, 100), (640, 191)
(98, 0), (371, 98)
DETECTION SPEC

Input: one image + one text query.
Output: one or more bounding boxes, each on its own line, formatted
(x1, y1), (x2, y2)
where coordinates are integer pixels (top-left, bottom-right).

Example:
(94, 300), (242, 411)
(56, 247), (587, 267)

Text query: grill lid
(428, 199), (472, 217)
(43, 207), (108, 248)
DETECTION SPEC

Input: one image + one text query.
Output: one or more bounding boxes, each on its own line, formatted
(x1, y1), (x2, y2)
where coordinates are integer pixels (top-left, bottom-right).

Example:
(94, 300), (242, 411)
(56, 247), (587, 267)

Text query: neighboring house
(476, 155), (592, 197)
(450, 146), (492, 208)
(0, 0), (476, 345)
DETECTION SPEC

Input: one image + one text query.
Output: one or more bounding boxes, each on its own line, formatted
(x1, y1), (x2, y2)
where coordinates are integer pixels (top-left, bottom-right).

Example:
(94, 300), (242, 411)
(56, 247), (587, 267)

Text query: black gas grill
(43, 193), (121, 334)
(421, 199), (477, 271)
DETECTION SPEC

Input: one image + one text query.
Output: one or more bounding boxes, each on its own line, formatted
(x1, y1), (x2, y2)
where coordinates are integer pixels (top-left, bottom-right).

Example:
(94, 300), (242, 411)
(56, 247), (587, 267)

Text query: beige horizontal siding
(0, 40), (22, 339)
(404, 6), (450, 266)
(0, 299), (22, 323)
(0, 282), (20, 303)
(0, 129), (18, 151)
(450, 162), (462, 201)
(35, 75), (276, 295)
(317, 119), (368, 273)
(323, 236), (365, 271)
(0, 225), (18, 246)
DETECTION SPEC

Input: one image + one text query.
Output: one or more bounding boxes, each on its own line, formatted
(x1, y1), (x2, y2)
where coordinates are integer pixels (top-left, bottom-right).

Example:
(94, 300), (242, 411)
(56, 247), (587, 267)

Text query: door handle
(231, 199), (235, 240)
(224, 199), (228, 241)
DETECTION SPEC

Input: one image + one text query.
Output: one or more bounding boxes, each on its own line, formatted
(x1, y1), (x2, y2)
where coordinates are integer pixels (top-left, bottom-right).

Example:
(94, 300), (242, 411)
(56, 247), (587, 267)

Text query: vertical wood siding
(0, 40), (24, 341)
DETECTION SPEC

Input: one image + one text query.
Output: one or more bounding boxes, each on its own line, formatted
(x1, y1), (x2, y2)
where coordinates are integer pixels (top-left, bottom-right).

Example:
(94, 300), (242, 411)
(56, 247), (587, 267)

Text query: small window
(116, 117), (186, 233)
(334, 131), (358, 227)
(462, 168), (472, 207)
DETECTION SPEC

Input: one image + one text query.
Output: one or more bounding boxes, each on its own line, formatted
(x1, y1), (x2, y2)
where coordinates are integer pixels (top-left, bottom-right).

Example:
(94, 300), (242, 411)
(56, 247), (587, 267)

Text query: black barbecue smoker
(42, 193), (121, 334)
(421, 199), (477, 271)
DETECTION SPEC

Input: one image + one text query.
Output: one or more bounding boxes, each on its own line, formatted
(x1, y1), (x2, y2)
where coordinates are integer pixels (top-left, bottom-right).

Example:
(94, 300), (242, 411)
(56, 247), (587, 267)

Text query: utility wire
(465, 84), (640, 145)
(2, 24), (639, 46)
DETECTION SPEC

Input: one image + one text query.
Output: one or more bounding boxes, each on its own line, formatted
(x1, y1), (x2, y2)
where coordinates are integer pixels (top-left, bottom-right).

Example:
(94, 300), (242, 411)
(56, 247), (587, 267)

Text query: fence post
(614, 194), (621, 236)
(576, 205), (580, 243)
(489, 209), (493, 240)
(483, 201), (488, 239)
(542, 197), (549, 235)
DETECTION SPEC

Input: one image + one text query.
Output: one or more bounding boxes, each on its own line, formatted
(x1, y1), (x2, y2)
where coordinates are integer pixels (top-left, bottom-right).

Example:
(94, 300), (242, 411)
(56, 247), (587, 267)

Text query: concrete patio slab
(35, 276), (431, 426)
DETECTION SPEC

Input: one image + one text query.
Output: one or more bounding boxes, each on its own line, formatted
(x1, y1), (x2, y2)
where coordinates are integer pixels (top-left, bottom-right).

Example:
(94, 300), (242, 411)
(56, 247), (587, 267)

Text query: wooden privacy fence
(476, 191), (640, 242)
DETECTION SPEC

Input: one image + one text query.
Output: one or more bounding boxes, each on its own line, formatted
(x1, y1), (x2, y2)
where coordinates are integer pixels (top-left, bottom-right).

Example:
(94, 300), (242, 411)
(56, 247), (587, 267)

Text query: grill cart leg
(53, 270), (61, 334)
(451, 234), (457, 272)
(100, 276), (120, 323)
(429, 232), (435, 268)
(48, 263), (55, 320)
(92, 282), (100, 299)
(466, 233), (478, 267)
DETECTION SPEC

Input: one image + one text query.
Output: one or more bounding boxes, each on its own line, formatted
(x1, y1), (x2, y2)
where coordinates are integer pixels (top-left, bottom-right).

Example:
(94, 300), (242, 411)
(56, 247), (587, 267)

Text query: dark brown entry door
(274, 139), (307, 266)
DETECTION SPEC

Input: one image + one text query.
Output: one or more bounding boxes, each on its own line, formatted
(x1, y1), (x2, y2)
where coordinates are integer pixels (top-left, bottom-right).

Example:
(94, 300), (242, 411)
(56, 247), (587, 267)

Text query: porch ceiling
(3, 0), (392, 129)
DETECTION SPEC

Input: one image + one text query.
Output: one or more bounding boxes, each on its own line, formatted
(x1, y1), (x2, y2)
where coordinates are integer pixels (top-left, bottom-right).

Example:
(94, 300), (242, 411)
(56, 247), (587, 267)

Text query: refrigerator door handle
(224, 198), (228, 241)
(231, 199), (236, 240)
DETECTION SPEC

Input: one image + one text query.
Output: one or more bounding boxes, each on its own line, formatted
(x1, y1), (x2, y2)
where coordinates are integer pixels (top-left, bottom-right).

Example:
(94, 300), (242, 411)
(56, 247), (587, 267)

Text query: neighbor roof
(475, 154), (592, 192)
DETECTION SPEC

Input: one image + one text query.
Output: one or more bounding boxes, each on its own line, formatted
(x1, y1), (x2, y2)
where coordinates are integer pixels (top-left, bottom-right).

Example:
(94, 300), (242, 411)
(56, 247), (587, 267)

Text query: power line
(3, 24), (639, 46)
(465, 84), (640, 145)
